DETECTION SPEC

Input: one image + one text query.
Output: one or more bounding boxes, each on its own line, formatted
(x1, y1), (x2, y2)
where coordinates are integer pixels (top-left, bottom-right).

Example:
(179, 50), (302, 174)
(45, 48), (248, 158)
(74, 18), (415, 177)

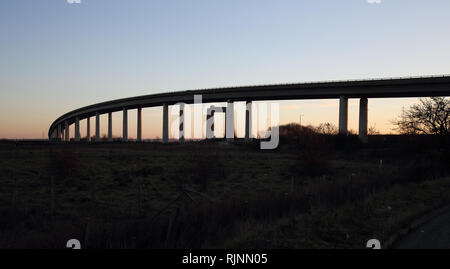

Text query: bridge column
(86, 117), (91, 142)
(57, 124), (62, 141)
(226, 101), (234, 141)
(162, 103), (169, 143)
(206, 108), (214, 139)
(95, 112), (100, 142)
(137, 107), (142, 142)
(108, 112), (112, 141)
(75, 117), (80, 142)
(245, 101), (252, 140)
(123, 108), (128, 142)
(359, 98), (368, 143)
(339, 96), (348, 135)
(64, 120), (70, 142)
(179, 103), (184, 142)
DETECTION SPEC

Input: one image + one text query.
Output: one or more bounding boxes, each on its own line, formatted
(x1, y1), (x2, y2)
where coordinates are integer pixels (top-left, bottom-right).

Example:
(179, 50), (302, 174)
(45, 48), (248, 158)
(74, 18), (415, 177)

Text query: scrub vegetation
(0, 125), (449, 248)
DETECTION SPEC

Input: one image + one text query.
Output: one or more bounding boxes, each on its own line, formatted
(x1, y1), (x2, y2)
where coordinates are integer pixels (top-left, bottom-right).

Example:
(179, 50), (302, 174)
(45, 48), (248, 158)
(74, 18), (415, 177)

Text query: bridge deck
(49, 75), (450, 137)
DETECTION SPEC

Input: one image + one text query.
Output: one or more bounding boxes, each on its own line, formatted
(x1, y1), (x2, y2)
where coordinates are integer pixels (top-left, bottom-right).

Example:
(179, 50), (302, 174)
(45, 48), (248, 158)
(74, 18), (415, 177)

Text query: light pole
(299, 114), (304, 127)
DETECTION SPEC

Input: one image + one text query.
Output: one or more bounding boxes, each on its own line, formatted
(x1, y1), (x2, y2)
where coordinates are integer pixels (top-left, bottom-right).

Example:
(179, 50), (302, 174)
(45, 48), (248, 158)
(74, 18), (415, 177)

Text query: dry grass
(0, 128), (449, 248)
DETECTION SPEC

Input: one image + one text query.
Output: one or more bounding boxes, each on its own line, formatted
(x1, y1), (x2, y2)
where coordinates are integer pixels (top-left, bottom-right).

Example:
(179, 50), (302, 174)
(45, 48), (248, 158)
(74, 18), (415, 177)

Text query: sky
(1, 0), (450, 139)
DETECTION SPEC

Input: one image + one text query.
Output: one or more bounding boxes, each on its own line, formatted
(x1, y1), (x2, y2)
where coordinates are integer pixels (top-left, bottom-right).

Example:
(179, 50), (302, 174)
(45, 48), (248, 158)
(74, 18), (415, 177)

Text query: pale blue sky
(1, 0), (450, 138)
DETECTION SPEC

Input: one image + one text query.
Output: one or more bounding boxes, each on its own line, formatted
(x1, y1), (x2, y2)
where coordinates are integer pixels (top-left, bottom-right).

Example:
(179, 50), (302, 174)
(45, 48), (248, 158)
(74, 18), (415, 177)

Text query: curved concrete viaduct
(49, 75), (450, 143)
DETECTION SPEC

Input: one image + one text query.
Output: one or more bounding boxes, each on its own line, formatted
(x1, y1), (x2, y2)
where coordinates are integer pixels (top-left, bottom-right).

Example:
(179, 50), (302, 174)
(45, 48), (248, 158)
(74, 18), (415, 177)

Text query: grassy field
(0, 128), (449, 248)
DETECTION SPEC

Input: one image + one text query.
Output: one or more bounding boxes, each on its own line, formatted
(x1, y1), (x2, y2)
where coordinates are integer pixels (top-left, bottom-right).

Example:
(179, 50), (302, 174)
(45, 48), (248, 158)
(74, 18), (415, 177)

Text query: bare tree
(368, 125), (380, 135)
(393, 97), (449, 135)
(316, 122), (338, 135)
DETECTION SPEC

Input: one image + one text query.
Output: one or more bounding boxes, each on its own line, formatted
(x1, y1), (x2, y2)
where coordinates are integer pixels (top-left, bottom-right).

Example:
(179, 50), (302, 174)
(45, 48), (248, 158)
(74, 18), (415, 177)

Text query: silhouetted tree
(368, 125), (380, 135)
(393, 97), (449, 135)
(315, 122), (338, 135)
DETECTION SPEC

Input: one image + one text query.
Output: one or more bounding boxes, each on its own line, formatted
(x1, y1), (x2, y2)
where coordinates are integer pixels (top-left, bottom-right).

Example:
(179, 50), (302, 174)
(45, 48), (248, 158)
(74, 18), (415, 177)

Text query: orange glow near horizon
(0, 98), (422, 139)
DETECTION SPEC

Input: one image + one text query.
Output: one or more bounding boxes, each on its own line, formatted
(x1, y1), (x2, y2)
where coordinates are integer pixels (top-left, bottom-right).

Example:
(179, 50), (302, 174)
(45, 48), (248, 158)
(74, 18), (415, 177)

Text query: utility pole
(299, 114), (304, 126)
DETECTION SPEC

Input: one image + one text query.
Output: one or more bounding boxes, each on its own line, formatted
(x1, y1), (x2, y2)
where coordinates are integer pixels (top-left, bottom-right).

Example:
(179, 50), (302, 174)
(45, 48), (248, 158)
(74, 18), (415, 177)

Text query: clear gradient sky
(1, 0), (450, 139)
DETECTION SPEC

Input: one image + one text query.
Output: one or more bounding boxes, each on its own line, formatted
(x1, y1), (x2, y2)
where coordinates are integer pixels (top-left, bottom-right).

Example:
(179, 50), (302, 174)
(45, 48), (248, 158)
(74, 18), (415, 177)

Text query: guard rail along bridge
(48, 75), (450, 144)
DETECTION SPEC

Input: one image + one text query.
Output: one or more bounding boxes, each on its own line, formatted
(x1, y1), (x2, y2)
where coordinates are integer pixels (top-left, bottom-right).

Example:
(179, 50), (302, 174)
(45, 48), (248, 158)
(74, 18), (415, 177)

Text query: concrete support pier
(108, 112), (112, 141)
(57, 125), (62, 141)
(339, 96), (348, 135)
(123, 108), (128, 142)
(359, 98), (368, 143)
(137, 107), (142, 142)
(206, 106), (226, 139)
(75, 117), (80, 141)
(64, 121), (70, 141)
(86, 117), (91, 142)
(245, 101), (252, 140)
(206, 108), (214, 139)
(179, 103), (185, 142)
(95, 112), (100, 142)
(162, 103), (169, 143)
(226, 101), (234, 141)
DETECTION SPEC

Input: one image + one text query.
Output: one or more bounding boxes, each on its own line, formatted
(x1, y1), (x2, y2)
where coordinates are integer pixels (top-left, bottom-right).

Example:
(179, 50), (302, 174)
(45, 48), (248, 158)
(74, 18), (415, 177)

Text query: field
(0, 128), (449, 248)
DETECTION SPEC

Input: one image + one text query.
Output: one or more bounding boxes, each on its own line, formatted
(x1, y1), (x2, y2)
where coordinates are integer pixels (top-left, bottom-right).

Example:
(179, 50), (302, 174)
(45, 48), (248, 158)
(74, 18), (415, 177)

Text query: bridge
(48, 75), (450, 143)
